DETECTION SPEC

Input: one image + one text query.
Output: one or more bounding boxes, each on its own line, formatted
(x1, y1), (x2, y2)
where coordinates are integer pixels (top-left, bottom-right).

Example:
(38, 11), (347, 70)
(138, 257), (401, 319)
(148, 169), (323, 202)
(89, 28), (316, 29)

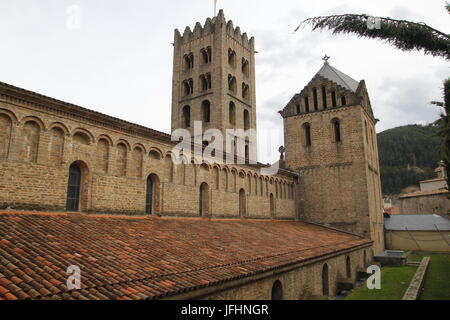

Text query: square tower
(280, 61), (385, 253)
(171, 10), (257, 158)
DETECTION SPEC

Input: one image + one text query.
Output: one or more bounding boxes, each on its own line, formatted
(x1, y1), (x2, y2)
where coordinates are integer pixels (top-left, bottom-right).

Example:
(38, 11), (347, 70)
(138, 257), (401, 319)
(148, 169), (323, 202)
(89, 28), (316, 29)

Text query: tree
(297, 3), (450, 189)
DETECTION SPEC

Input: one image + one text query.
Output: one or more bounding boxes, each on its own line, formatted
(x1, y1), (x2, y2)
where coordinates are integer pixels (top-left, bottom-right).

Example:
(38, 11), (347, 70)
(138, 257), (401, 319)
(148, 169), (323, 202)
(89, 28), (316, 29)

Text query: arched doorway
(322, 264), (329, 297)
(271, 280), (283, 300)
(146, 174), (160, 215)
(66, 163), (82, 212)
(270, 193), (275, 218)
(239, 189), (246, 218)
(199, 182), (209, 217)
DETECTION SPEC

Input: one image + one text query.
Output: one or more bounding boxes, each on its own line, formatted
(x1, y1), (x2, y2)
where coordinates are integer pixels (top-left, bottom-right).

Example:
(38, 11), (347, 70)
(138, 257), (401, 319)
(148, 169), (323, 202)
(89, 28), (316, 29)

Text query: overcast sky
(0, 0), (448, 163)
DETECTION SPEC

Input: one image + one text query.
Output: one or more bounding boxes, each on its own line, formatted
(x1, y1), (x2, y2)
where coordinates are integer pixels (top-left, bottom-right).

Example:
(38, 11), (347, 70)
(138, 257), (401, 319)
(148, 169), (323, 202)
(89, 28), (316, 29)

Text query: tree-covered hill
(378, 124), (441, 195)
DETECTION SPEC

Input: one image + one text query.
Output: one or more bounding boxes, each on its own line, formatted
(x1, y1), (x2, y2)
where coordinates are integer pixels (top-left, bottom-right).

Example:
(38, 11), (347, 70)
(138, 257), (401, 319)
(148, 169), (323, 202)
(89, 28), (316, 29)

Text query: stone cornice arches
(0, 108), (19, 124)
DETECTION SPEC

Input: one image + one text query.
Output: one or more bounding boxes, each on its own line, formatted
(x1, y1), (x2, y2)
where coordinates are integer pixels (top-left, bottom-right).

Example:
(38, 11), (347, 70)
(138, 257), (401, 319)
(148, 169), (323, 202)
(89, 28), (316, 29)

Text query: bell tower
(280, 60), (385, 253)
(171, 10), (257, 158)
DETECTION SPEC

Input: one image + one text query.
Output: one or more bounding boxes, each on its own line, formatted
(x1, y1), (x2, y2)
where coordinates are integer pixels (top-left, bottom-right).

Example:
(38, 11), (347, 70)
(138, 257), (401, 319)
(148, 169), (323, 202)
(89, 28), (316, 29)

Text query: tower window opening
(229, 102), (236, 126)
(201, 47), (212, 64)
(313, 88), (318, 111)
(242, 83), (250, 99)
(332, 118), (341, 143)
(296, 104), (301, 115)
(322, 86), (327, 109)
(303, 123), (312, 147)
(242, 58), (249, 77)
(332, 91), (337, 108)
(304, 96), (310, 113)
(341, 95), (347, 106)
(182, 79), (194, 96)
(202, 100), (211, 123)
(182, 105), (191, 128)
(228, 75), (237, 93)
(184, 53), (194, 70)
(228, 49), (237, 68)
(200, 73), (211, 91)
(244, 109), (250, 131)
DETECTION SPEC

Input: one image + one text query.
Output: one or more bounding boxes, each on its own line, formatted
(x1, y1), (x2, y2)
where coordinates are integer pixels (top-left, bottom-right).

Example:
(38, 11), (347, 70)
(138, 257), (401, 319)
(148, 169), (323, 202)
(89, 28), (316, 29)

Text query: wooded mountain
(378, 124), (441, 195)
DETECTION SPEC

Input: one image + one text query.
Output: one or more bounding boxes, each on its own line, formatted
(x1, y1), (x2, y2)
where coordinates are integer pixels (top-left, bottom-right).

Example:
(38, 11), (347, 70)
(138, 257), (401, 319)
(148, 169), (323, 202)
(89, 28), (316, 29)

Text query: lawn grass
(407, 252), (450, 300)
(345, 266), (417, 300)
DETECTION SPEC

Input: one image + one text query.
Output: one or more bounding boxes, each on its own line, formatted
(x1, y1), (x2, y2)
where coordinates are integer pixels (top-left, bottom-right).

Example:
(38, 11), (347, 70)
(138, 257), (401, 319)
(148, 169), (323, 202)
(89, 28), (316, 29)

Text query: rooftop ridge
(316, 62), (360, 92)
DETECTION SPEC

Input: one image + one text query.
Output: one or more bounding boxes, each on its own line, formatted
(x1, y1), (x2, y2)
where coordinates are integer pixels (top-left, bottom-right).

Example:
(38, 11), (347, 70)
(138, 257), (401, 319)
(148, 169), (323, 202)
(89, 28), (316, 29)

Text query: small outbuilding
(385, 214), (450, 253)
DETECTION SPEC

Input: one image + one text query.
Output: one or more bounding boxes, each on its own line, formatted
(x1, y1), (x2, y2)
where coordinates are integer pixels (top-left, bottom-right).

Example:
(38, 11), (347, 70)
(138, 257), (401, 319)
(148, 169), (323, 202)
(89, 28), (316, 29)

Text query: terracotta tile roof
(0, 211), (371, 300)
(399, 189), (450, 199)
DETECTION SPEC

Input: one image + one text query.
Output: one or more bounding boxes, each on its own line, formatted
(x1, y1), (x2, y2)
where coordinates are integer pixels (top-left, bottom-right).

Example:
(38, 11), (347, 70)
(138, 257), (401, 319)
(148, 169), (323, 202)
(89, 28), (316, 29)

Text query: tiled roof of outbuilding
(0, 211), (371, 300)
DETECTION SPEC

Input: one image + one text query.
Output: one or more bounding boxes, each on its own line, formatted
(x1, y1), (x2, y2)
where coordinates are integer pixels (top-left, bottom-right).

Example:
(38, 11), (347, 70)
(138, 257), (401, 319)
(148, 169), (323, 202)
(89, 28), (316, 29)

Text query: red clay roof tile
(0, 210), (371, 300)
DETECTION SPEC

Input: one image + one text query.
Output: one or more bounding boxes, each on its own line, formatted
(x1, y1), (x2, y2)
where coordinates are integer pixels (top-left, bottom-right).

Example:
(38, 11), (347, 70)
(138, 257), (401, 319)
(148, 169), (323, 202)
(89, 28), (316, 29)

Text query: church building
(0, 10), (383, 300)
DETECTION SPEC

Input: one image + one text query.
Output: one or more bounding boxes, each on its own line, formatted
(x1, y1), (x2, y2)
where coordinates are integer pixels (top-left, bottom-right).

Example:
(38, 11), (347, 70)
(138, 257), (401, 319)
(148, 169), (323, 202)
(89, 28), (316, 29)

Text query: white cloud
(0, 0), (447, 164)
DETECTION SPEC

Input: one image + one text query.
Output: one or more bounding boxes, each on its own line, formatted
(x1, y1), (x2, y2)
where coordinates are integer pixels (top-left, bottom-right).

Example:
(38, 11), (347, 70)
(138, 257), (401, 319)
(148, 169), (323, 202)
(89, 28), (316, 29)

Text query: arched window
(199, 183), (210, 217)
(313, 88), (319, 111)
(97, 139), (109, 174)
(131, 147), (144, 178)
(228, 75), (237, 93)
(346, 256), (352, 279)
(116, 143), (128, 177)
(228, 49), (236, 67)
(49, 127), (64, 165)
(322, 86), (327, 109)
(271, 280), (283, 300)
(304, 96), (310, 113)
(242, 58), (249, 77)
(20, 121), (40, 163)
(146, 174), (160, 215)
(229, 102), (236, 126)
(201, 47), (212, 64)
(303, 123), (312, 147)
(165, 154), (174, 183)
(0, 114), (12, 159)
(244, 110), (250, 131)
(322, 264), (329, 297)
(332, 90), (337, 108)
(183, 79), (193, 96)
(242, 83), (250, 99)
(239, 189), (247, 218)
(296, 104), (301, 115)
(332, 118), (341, 143)
(182, 105), (191, 128)
(202, 100), (211, 123)
(341, 95), (347, 106)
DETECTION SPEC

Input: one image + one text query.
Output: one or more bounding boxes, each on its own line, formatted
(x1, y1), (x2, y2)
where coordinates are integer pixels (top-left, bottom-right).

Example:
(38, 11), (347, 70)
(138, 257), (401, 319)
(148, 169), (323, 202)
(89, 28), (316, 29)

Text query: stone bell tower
(171, 10), (257, 159)
(280, 59), (385, 253)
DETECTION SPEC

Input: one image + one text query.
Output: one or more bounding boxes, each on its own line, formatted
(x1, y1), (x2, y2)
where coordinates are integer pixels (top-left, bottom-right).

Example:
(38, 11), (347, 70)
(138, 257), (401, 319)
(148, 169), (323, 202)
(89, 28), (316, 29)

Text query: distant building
(385, 214), (450, 252)
(399, 161), (450, 216)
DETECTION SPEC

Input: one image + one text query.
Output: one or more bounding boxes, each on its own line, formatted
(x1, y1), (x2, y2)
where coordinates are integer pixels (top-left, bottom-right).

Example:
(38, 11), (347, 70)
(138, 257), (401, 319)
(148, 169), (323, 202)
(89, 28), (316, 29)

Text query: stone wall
(187, 246), (374, 300)
(0, 85), (296, 219)
(399, 194), (450, 216)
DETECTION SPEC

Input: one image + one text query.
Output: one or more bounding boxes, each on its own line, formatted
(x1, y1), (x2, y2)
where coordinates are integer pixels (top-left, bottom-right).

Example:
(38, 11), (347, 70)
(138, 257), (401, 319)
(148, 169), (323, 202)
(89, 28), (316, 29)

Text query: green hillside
(377, 124), (441, 195)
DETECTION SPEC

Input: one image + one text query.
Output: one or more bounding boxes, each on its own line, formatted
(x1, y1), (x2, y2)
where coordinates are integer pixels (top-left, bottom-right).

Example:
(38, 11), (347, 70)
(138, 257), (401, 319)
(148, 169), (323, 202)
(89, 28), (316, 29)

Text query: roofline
(164, 241), (372, 300)
(0, 81), (298, 178)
